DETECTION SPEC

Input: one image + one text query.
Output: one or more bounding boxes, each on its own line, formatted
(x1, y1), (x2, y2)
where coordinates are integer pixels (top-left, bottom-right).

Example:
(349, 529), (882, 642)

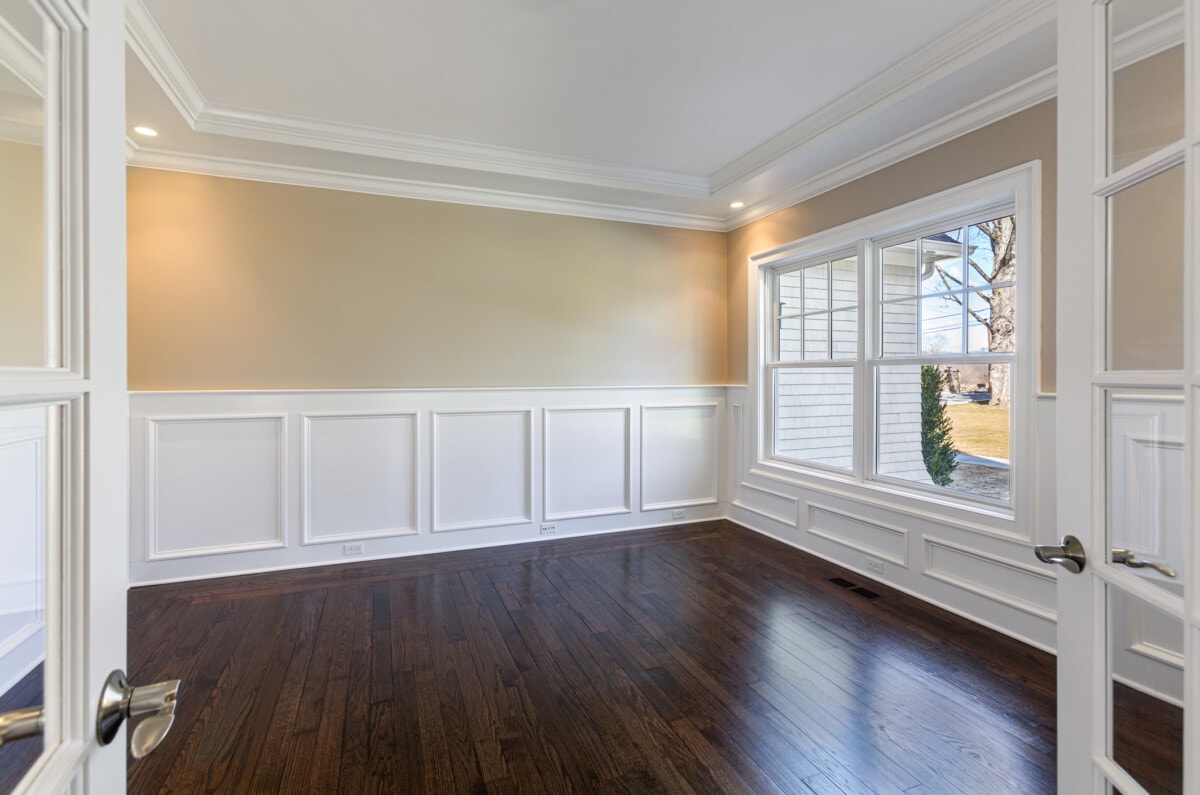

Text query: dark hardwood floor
(127, 521), (1058, 794)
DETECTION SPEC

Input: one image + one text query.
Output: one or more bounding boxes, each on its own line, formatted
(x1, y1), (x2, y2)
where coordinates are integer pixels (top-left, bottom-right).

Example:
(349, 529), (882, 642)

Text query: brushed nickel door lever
(96, 669), (181, 758)
(1034, 534), (1087, 574)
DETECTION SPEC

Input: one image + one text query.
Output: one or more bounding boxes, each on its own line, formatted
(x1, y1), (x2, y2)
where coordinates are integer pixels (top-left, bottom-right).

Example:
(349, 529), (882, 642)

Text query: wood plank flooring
(127, 521), (1058, 793)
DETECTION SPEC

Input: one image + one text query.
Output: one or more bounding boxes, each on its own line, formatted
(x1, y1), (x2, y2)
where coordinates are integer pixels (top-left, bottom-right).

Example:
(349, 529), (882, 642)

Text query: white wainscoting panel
(732, 482), (798, 528)
(807, 503), (907, 567)
(302, 412), (418, 544)
(543, 407), (630, 520)
(640, 403), (720, 510)
(1112, 586), (1185, 705)
(433, 410), (533, 532)
(923, 536), (1055, 622)
(147, 415), (287, 559)
(1108, 394), (1185, 580)
(0, 408), (46, 696)
(131, 387), (727, 585)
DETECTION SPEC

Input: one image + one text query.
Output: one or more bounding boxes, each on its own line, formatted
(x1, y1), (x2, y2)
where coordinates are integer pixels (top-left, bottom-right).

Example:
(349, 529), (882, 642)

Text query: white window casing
(749, 162), (1040, 531)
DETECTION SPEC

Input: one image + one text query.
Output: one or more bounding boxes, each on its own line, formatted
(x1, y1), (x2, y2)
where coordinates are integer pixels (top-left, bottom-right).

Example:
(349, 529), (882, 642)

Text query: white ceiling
(124, 0), (1059, 230)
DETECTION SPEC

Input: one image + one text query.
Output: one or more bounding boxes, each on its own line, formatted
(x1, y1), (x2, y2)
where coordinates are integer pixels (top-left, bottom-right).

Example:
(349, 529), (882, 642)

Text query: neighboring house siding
(775, 256), (930, 484)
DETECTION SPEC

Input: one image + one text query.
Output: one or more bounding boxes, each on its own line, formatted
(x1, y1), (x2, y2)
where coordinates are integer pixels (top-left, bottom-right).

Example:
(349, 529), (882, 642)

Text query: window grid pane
(773, 366), (855, 470)
(774, 256), (859, 364)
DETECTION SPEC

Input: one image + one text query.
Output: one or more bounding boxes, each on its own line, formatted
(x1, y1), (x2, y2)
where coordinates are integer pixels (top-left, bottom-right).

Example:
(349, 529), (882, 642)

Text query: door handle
(0, 705), (43, 748)
(1034, 534), (1087, 573)
(96, 669), (181, 758)
(1111, 548), (1177, 577)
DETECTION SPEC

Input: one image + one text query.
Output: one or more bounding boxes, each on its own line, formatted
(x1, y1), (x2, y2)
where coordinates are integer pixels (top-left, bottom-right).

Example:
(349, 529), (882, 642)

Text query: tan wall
(1109, 46), (1185, 369)
(0, 140), (43, 366)
(127, 169), (728, 390)
(726, 100), (1058, 391)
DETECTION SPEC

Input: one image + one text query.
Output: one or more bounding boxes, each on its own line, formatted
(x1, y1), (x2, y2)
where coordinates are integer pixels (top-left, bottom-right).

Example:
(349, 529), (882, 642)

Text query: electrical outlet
(866, 557), (882, 574)
(343, 543), (364, 556)
(671, 509), (685, 520)
(540, 523), (557, 534)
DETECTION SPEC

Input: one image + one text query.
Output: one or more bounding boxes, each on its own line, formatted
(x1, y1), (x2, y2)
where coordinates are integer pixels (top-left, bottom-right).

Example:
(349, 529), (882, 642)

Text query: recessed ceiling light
(729, 201), (745, 209)
(133, 126), (158, 137)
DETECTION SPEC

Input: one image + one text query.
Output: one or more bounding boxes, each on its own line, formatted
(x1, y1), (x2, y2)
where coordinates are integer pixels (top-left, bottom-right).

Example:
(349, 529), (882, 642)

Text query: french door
(0, 0), (130, 791)
(1054, 0), (1195, 791)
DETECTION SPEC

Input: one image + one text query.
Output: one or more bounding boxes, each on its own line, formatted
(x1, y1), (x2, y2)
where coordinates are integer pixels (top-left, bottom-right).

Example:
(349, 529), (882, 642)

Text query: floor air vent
(828, 577), (883, 601)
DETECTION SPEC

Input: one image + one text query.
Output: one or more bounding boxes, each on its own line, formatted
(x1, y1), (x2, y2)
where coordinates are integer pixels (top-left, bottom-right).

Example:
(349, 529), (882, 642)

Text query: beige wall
(726, 100), (1058, 391)
(0, 140), (43, 366)
(130, 103), (1062, 392)
(127, 169), (728, 390)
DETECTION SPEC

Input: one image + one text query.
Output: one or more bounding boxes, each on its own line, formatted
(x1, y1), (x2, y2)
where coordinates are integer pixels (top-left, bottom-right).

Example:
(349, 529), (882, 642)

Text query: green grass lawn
(945, 402), (1010, 460)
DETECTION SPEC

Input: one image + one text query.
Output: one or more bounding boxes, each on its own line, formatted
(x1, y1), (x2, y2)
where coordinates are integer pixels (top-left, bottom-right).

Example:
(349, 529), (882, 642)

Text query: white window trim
(748, 162), (1041, 531)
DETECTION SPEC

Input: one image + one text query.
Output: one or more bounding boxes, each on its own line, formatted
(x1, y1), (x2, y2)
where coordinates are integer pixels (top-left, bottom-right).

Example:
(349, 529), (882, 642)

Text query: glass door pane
(1108, 584), (1184, 794)
(1108, 0), (1185, 173)
(1108, 165), (1185, 371)
(0, 404), (53, 790)
(0, 0), (48, 368)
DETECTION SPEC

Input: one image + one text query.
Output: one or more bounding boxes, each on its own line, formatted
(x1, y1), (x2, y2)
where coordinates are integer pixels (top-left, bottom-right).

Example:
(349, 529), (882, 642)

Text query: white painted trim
(710, 0), (1055, 192)
(1112, 6), (1184, 70)
(129, 384), (736, 397)
(125, 148), (727, 232)
(1129, 640), (1185, 671)
(0, 114), (43, 145)
(0, 616), (41, 658)
(921, 535), (1056, 622)
(541, 406), (632, 522)
(731, 481), (798, 528)
(805, 502), (908, 568)
(729, 499), (792, 527)
(123, 0), (203, 123)
(144, 414), (288, 560)
(430, 409), (534, 534)
(750, 162), (1034, 267)
(748, 161), (1040, 545)
(746, 465), (1028, 544)
(129, 519), (709, 588)
(0, 11), (44, 96)
(1112, 673), (1184, 710)
(728, 69), (1056, 230)
(194, 103), (709, 198)
(639, 402), (721, 511)
(299, 411), (420, 546)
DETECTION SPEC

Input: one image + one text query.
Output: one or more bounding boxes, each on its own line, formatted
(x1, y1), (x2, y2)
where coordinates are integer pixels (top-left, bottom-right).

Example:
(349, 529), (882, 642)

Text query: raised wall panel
(733, 482), (798, 528)
(302, 413), (418, 544)
(1109, 395), (1185, 575)
(806, 503), (906, 566)
(148, 415), (286, 559)
(923, 536), (1055, 621)
(641, 404), (719, 510)
(433, 410), (532, 532)
(543, 407), (630, 520)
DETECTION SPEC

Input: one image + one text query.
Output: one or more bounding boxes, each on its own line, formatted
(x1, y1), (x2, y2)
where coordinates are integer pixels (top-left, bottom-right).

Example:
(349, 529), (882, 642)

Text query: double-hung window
(761, 169), (1033, 510)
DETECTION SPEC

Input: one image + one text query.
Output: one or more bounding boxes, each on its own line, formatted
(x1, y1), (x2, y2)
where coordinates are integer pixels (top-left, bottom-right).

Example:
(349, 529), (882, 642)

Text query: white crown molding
(1113, 7), (1183, 70)
(709, 0), (1056, 193)
(125, 0), (205, 123)
(126, 146), (728, 231)
(0, 14), (43, 96)
(124, 1), (707, 199)
(0, 114), (41, 145)
(726, 67), (1056, 231)
(193, 103), (711, 198)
